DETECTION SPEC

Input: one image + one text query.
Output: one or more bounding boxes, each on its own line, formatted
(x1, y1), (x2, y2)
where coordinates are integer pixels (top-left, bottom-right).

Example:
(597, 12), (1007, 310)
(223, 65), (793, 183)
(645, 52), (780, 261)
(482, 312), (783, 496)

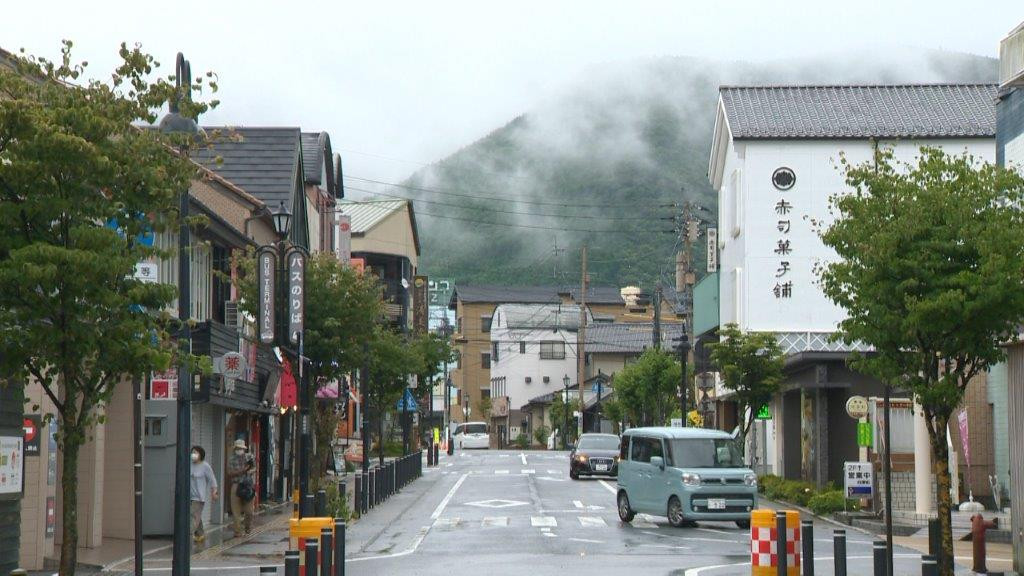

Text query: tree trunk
(929, 416), (955, 576)
(58, 425), (83, 576)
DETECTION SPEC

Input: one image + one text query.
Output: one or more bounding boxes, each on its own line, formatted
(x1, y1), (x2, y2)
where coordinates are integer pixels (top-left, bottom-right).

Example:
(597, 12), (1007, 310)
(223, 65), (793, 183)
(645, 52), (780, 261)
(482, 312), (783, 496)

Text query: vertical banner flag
(337, 214), (352, 265)
(288, 250), (306, 344)
(413, 275), (429, 334)
(258, 249), (276, 344)
(957, 409), (971, 467)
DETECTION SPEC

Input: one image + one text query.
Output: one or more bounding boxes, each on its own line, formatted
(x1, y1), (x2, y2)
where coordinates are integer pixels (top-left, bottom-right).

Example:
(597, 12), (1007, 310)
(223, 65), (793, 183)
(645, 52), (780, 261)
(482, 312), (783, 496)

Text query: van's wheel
(735, 519), (751, 529)
(667, 496), (688, 528)
(617, 492), (635, 522)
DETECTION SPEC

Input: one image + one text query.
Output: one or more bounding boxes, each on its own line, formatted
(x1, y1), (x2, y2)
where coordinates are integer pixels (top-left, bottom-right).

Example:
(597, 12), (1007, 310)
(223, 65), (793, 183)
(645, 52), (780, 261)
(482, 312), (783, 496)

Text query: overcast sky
(2, 1), (1022, 183)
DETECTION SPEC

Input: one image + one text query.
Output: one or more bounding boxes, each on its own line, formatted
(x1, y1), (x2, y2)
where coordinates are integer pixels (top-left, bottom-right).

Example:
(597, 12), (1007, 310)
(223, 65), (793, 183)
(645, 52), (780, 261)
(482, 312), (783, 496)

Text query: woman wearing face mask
(189, 445), (218, 543)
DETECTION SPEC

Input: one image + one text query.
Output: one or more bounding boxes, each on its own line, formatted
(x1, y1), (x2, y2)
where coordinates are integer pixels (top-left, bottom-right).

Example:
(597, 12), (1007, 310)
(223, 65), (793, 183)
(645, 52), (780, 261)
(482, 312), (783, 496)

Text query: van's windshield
(667, 438), (743, 468)
(460, 424), (487, 435)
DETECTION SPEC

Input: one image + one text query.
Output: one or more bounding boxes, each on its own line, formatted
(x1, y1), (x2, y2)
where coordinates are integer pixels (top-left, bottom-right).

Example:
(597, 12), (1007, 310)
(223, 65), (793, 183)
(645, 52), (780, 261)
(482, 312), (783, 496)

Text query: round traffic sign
(845, 395), (869, 419)
(23, 418), (37, 443)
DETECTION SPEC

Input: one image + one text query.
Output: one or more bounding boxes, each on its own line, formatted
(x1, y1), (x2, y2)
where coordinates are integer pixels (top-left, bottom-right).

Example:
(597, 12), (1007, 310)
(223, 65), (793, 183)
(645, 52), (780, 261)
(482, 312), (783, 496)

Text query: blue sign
(396, 389), (418, 412)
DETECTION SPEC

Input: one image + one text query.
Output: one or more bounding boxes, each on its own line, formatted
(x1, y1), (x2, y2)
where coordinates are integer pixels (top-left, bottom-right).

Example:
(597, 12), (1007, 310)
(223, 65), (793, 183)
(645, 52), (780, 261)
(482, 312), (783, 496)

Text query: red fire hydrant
(971, 513), (998, 574)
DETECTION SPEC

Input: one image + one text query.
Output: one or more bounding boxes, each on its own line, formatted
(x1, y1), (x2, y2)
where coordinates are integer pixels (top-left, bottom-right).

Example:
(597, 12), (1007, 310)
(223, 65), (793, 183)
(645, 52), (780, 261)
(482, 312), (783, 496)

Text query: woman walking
(190, 445), (219, 543)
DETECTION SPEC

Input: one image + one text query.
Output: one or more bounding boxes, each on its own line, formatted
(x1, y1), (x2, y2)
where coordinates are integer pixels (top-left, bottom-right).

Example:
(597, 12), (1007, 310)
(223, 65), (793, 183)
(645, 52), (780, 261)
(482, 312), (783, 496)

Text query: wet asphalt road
(341, 450), (937, 576)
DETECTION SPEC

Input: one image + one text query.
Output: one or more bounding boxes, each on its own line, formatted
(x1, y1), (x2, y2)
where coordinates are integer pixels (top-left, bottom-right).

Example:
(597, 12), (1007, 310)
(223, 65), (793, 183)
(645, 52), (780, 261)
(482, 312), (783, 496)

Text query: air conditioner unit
(543, 376), (550, 384)
(224, 300), (240, 332)
(525, 377), (532, 384)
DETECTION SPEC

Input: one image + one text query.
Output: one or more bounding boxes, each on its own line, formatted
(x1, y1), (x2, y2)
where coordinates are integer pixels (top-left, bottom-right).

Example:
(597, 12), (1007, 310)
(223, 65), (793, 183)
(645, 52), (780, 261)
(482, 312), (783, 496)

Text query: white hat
(233, 439), (247, 450)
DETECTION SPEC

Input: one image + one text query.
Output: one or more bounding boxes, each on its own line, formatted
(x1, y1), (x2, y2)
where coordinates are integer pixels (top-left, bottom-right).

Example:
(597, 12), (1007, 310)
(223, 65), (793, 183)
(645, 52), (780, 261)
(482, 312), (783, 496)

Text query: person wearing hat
(227, 438), (255, 536)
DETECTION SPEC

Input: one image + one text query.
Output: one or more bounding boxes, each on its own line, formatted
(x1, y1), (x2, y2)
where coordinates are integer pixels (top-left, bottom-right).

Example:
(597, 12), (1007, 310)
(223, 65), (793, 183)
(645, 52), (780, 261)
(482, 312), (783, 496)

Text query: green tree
(408, 331), (454, 446)
(0, 43), (217, 575)
(364, 327), (418, 465)
(709, 323), (784, 455)
(818, 147), (1024, 576)
(614, 348), (681, 427)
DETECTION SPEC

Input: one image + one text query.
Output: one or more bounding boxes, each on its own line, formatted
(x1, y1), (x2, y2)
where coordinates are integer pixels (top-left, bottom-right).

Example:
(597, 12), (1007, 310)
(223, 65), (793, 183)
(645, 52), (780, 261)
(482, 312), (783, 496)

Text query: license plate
(707, 498), (727, 510)
(595, 464), (608, 472)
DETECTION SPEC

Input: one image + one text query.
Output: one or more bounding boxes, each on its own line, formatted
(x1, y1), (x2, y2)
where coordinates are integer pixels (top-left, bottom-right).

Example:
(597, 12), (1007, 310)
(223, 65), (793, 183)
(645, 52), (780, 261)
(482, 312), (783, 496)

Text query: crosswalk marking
(531, 516), (557, 527)
(547, 469), (562, 475)
(579, 516), (607, 528)
(495, 469), (509, 474)
(482, 516), (509, 527)
(435, 518), (461, 528)
(633, 514), (658, 529)
(573, 500), (584, 509)
(521, 469), (535, 474)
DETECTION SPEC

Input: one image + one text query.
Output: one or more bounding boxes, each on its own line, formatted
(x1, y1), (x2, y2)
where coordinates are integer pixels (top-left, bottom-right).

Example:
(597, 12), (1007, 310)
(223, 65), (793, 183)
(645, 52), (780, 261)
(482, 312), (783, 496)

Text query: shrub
(515, 433), (529, 449)
(808, 490), (860, 516)
(534, 425), (550, 447)
(780, 480), (817, 506)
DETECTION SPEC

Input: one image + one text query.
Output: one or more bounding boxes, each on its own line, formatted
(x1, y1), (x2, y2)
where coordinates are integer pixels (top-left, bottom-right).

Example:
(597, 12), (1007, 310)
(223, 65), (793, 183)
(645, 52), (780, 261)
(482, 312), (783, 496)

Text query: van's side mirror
(650, 456), (664, 470)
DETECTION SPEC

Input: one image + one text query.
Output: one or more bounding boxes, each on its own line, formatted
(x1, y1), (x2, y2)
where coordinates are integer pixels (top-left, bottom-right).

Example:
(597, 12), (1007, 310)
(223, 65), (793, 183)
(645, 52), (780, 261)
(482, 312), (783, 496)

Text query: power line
(344, 184), (663, 222)
(344, 175), (671, 209)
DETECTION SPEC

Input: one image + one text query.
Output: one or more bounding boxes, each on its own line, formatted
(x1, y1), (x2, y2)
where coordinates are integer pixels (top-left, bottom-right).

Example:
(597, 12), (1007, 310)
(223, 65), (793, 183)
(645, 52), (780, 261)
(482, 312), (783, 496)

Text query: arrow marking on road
(465, 499), (529, 508)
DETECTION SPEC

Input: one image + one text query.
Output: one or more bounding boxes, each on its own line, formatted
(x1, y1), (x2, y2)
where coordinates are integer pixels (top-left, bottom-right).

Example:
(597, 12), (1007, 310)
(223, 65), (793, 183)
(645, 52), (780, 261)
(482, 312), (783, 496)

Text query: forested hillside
(360, 50), (997, 288)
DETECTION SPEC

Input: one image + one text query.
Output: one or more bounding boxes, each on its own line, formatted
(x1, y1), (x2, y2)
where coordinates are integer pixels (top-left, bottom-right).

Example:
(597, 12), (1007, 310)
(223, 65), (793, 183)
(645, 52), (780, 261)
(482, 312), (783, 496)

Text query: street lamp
(161, 52), (202, 576)
(272, 201), (292, 239)
(562, 375), (570, 450)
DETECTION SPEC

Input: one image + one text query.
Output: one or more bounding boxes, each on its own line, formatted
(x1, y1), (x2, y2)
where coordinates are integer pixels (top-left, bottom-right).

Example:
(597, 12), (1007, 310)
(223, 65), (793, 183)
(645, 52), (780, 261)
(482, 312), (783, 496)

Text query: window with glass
(481, 316), (492, 333)
(481, 352), (491, 369)
(629, 436), (663, 463)
(539, 341), (565, 360)
(667, 438), (744, 468)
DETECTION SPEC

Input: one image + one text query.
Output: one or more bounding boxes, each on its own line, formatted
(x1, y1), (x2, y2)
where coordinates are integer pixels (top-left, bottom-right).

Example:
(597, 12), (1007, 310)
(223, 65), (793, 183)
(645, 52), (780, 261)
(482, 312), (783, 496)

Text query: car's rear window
(463, 424), (486, 434)
(577, 435), (619, 450)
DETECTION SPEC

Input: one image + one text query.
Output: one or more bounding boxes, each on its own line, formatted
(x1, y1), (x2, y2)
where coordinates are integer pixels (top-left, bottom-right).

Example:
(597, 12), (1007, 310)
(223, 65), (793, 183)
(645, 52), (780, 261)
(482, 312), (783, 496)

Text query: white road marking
(573, 500), (584, 509)
(495, 469), (509, 474)
(430, 473), (468, 520)
(520, 452), (528, 465)
(598, 480), (618, 495)
(434, 517), (461, 528)
(697, 527), (737, 536)
(537, 476), (566, 482)
(531, 516), (558, 527)
(521, 468), (536, 474)
(632, 515), (658, 529)
(547, 469), (561, 474)
(499, 454), (510, 458)
(346, 525), (430, 563)
(543, 532), (557, 537)
(641, 529), (735, 543)
(578, 516), (607, 527)
(569, 538), (604, 544)
(465, 499), (528, 508)
(482, 516), (509, 527)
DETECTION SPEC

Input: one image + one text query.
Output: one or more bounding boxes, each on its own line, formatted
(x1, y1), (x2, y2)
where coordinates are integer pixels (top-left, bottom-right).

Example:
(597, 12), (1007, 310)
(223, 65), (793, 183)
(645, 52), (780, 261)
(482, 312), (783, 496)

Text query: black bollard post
(284, 550), (300, 576)
(801, 520), (814, 576)
(305, 538), (320, 576)
(260, 566), (277, 575)
(921, 554), (937, 576)
(873, 540), (886, 576)
(316, 489), (328, 517)
(353, 474), (362, 517)
(367, 469), (375, 509)
(320, 527), (333, 576)
(834, 529), (847, 576)
(776, 510), (788, 576)
(303, 494), (316, 519)
(335, 519), (346, 576)
(340, 479), (347, 511)
(427, 444), (433, 466)
(927, 519), (942, 570)
(434, 443), (440, 466)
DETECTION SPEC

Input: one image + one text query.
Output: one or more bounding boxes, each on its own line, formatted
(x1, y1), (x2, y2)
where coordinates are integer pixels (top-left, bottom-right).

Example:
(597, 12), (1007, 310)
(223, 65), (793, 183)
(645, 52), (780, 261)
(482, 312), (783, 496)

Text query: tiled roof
(451, 285), (625, 306)
(338, 199), (408, 234)
(301, 131), (337, 194)
(720, 84), (997, 139)
(586, 322), (683, 354)
(193, 127), (302, 207)
(495, 304), (589, 330)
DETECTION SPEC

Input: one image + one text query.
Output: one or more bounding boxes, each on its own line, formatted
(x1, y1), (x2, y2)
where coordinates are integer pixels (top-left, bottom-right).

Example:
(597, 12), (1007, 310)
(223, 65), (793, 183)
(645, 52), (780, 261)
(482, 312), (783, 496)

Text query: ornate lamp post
(160, 52), (202, 576)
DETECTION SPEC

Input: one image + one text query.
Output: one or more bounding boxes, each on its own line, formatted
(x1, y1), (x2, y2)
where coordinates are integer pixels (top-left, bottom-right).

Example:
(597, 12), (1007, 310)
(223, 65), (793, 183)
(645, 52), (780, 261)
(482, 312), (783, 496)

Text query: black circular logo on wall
(772, 167), (796, 191)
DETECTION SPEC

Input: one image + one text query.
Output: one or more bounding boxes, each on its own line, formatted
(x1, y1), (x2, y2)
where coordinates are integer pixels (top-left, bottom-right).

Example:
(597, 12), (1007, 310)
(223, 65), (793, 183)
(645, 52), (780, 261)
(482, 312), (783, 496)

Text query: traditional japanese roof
(193, 127), (303, 207)
(585, 322), (683, 353)
(719, 84), (997, 140)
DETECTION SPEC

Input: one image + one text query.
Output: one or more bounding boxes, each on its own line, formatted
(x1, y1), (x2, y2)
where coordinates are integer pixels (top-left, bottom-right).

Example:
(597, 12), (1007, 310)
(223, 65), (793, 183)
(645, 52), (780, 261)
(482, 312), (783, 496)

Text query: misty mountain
(377, 49), (997, 289)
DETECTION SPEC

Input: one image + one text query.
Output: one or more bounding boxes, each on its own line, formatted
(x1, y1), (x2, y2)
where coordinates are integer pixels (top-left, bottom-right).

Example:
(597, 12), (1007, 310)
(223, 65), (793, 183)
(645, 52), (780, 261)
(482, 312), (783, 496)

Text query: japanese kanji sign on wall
(288, 250), (306, 344)
(771, 167), (795, 300)
(337, 214), (352, 264)
(0, 436), (24, 495)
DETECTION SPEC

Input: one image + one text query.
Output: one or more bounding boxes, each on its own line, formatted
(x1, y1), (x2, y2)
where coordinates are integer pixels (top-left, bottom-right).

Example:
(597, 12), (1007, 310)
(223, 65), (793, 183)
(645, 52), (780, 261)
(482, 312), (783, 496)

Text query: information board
(843, 461), (873, 499)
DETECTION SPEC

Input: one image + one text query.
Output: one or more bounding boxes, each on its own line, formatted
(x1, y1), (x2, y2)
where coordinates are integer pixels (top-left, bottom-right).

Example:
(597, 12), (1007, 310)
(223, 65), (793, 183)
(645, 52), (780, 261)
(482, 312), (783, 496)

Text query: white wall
(718, 138), (995, 334)
(490, 312), (578, 412)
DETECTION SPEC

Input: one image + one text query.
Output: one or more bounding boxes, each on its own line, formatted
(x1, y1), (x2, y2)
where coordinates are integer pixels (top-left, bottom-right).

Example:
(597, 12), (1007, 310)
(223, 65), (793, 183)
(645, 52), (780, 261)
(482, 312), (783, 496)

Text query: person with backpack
(189, 445), (218, 544)
(227, 438), (256, 536)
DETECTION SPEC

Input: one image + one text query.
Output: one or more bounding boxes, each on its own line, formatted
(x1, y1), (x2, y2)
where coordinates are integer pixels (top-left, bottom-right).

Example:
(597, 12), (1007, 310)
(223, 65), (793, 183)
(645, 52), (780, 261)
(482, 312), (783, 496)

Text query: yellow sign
(433, 428), (440, 443)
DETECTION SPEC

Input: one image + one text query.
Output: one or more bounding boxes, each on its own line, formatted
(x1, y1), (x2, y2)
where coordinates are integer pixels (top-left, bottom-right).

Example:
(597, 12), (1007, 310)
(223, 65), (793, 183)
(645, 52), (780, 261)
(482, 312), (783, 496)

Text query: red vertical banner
(957, 409), (970, 467)
(280, 358), (297, 408)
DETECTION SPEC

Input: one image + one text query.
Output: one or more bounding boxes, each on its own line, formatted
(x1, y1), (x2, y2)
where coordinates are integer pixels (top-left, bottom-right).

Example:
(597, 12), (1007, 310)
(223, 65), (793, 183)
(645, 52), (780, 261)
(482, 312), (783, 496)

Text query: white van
(453, 422), (490, 449)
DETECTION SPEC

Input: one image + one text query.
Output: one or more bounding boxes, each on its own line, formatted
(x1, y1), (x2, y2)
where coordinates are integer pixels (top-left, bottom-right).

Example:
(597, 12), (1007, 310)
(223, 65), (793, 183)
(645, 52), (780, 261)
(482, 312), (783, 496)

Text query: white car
(453, 422), (490, 449)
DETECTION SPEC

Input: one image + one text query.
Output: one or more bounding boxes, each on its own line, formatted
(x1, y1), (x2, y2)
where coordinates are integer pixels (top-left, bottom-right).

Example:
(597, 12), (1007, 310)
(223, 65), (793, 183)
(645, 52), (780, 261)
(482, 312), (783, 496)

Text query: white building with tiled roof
(706, 83), (997, 490)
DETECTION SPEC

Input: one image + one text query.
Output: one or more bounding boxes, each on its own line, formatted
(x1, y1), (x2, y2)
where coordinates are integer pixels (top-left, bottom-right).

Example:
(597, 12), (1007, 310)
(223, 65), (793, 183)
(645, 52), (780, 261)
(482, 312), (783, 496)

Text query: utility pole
(653, 283), (663, 350)
(552, 243), (565, 282)
(577, 245), (587, 438)
(676, 198), (699, 424)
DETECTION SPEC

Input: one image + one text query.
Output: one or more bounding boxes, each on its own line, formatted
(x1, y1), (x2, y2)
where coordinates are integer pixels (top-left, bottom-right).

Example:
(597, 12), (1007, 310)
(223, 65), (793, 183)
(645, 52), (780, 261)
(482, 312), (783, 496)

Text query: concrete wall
(1006, 342), (1024, 573)
(352, 208), (419, 270)
(102, 384), (135, 540)
(450, 301), (497, 425)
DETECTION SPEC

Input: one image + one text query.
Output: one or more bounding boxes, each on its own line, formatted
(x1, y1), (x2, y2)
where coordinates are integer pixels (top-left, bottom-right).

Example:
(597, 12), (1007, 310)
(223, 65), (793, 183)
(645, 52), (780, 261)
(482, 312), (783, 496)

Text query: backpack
(236, 476), (256, 502)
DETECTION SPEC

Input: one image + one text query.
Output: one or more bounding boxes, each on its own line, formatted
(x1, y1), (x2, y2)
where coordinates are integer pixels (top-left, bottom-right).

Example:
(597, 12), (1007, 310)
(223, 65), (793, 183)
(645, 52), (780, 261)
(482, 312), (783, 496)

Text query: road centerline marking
(430, 472), (468, 521)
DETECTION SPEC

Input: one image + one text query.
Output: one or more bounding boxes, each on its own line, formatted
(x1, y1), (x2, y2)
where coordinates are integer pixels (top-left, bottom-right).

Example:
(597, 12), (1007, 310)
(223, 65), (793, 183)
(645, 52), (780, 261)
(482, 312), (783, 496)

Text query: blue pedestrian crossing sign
(396, 389), (418, 412)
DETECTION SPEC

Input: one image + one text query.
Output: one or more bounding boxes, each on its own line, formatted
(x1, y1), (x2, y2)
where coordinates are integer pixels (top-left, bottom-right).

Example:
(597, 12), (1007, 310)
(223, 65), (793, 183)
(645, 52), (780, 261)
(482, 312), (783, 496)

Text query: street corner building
(706, 81), (1007, 517)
